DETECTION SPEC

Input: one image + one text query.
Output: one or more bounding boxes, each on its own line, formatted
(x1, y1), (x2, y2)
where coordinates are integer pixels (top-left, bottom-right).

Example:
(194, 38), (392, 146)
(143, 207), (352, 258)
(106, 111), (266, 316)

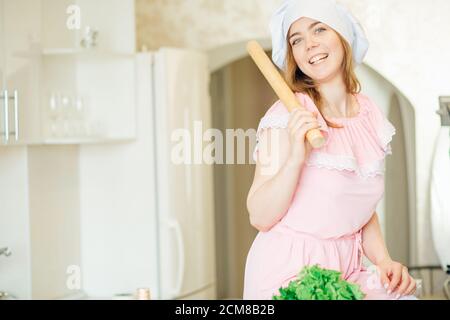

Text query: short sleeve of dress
(363, 95), (396, 155)
(252, 100), (290, 163)
(252, 93), (330, 163)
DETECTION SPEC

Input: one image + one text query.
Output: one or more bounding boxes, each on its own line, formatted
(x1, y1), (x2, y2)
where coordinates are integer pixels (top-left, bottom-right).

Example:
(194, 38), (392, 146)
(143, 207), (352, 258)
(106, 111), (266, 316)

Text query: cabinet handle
(0, 247), (12, 257)
(3, 90), (8, 142)
(14, 90), (18, 141)
(0, 90), (19, 142)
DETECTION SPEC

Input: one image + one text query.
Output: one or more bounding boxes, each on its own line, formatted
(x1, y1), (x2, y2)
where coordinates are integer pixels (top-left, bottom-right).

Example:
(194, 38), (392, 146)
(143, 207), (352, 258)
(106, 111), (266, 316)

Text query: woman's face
(288, 17), (345, 82)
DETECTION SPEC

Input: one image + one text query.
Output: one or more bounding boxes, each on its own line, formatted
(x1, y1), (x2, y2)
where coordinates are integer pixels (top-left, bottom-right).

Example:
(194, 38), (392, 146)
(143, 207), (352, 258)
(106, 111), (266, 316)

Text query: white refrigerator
(79, 49), (217, 299)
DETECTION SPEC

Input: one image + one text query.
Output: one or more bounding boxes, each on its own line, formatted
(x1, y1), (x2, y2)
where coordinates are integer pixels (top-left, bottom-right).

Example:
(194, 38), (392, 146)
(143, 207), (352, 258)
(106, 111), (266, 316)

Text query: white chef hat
(269, 0), (369, 71)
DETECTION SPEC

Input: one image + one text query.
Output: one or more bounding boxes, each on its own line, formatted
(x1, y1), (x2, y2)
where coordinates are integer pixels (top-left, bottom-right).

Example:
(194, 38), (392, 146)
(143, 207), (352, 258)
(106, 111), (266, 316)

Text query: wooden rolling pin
(246, 40), (325, 149)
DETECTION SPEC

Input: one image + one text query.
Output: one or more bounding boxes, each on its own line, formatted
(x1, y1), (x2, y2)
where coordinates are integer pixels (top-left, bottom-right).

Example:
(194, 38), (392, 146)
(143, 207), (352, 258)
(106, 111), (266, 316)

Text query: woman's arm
(362, 212), (416, 298)
(361, 212), (391, 265)
(247, 128), (309, 232)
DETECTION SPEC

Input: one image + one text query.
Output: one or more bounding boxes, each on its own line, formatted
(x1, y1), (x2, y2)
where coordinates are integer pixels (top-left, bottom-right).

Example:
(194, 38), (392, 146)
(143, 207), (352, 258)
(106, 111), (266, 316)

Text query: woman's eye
(292, 28), (326, 46)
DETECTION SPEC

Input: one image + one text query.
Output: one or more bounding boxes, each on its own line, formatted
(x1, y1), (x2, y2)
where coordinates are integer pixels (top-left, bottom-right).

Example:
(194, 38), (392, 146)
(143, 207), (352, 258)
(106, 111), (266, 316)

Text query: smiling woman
(288, 18), (345, 80)
(291, 24), (331, 66)
(244, 0), (418, 300)
(283, 16), (364, 126)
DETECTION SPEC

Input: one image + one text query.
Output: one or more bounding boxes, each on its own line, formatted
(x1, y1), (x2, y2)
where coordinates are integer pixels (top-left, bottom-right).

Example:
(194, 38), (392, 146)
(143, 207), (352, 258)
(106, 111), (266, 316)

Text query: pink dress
(244, 92), (417, 300)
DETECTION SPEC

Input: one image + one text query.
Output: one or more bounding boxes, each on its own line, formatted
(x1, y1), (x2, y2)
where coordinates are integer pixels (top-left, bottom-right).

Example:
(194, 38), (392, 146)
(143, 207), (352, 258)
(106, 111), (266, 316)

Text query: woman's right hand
(287, 109), (321, 165)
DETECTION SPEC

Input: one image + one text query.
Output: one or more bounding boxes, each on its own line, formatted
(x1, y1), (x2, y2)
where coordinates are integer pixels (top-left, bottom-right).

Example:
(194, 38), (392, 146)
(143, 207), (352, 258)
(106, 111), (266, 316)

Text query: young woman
(243, 0), (417, 300)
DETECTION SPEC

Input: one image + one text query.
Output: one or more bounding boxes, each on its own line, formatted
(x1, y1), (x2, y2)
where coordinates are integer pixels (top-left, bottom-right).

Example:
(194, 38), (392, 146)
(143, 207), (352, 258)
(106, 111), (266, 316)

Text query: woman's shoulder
(359, 93), (396, 154)
(256, 92), (331, 140)
(356, 92), (386, 118)
(263, 99), (290, 117)
(256, 99), (290, 132)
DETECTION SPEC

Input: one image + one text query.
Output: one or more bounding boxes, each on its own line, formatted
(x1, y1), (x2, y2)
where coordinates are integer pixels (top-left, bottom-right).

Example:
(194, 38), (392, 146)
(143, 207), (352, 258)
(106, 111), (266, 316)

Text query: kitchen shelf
(42, 48), (135, 57)
(13, 48), (135, 59)
(42, 137), (136, 145)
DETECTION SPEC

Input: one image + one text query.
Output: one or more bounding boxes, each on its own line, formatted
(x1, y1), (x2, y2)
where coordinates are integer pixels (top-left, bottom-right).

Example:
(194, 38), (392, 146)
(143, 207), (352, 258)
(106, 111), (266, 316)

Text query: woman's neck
(318, 76), (354, 118)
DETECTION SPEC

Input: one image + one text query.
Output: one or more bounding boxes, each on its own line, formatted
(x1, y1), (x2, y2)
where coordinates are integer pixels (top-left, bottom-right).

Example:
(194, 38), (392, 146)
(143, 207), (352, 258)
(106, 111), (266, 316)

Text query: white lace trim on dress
(305, 152), (387, 179)
(378, 117), (396, 154)
(252, 114), (290, 162)
(256, 114), (290, 137)
(253, 114), (395, 178)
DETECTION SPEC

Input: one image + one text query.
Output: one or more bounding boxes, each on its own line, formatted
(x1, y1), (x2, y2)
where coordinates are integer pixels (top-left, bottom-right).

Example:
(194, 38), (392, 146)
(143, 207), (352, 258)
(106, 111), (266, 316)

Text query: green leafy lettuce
(272, 264), (365, 300)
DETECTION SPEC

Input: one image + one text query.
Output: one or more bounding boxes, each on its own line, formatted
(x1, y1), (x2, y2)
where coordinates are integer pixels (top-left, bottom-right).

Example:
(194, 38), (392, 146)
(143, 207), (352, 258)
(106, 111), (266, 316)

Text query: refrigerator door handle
(3, 89), (9, 142)
(13, 90), (18, 141)
(167, 218), (185, 298)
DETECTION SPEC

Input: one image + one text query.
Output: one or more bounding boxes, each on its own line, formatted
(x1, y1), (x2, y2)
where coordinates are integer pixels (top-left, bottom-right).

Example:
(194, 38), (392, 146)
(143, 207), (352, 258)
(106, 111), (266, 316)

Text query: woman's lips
(309, 55), (328, 65)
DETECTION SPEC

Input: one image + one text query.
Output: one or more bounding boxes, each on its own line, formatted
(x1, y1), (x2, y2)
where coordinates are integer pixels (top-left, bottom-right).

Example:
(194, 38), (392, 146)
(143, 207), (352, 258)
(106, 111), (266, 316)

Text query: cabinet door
(75, 55), (137, 141)
(0, 0), (5, 91)
(1, 0), (42, 146)
(0, 147), (32, 299)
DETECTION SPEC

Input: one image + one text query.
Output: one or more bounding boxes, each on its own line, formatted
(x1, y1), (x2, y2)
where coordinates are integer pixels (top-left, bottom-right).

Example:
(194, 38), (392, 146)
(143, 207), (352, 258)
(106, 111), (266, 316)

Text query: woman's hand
(287, 109), (321, 165)
(376, 258), (416, 299)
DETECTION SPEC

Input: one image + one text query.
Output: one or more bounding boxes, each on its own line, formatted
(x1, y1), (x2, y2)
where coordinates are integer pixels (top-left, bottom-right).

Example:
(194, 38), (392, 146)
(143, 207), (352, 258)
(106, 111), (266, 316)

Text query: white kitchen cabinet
(0, 0), (4, 91)
(0, 146), (82, 299)
(0, 147), (31, 299)
(0, 0), (136, 146)
(39, 0), (137, 142)
(0, 0), (42, 145)
(40, 53), (137, 142)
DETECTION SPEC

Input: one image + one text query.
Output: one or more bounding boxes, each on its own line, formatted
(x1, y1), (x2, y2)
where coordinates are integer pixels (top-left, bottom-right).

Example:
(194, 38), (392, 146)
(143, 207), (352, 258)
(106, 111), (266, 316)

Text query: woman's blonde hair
(283, 32), (362, 128)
